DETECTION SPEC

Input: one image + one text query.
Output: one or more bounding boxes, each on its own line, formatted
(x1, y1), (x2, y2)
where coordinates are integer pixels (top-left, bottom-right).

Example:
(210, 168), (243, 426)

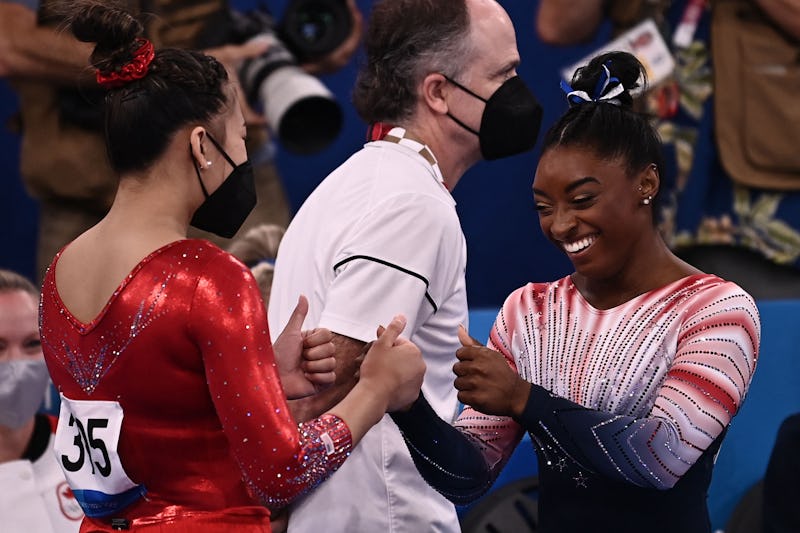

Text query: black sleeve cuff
(390, 394), (493, 505)
(513, 383), (553, 430)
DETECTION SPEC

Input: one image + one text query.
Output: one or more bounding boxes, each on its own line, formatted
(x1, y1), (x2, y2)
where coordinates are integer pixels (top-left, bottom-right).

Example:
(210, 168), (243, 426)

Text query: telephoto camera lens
(239, 29), (344, 154)
(200, 6), (352, 154)
(280, 0), (353, 63)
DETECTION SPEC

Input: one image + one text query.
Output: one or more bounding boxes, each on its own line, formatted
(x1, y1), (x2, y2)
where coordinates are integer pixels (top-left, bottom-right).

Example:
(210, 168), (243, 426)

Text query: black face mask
(190, 133), (256, 239)
(444, 75), (543, 160)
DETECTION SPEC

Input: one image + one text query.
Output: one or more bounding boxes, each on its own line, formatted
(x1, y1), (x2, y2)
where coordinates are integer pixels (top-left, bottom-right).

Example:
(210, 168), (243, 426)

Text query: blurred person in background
(228, 223), (286, 306)
(0, 0), (363, 283)
(0, 268), (83, 532)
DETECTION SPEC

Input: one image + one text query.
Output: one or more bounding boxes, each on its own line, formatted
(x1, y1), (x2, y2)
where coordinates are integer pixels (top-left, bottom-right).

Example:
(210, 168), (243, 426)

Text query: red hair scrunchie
(96, 38), (155, 89)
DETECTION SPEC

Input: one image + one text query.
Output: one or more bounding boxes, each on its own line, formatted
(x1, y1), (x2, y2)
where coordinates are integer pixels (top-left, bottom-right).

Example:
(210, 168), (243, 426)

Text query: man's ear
(420, 72), (451, 116)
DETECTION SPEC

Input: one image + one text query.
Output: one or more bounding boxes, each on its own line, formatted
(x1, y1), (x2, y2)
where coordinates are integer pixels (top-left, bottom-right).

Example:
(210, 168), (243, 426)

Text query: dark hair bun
(569, 51), (647, 109)
(68, 1), (144, 74)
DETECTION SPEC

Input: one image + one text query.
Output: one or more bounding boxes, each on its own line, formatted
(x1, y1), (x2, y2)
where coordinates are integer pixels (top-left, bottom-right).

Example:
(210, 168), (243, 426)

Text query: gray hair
(353, 0), (472, 124)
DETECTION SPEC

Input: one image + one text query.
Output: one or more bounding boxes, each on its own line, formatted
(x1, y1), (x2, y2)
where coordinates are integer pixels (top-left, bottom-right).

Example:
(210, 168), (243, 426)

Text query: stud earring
(206, 161), (213, 168)
(642, 196), (652, 205)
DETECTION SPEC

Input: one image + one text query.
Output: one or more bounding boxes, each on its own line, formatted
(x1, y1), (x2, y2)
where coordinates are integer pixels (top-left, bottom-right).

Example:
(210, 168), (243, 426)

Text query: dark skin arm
(288, 333), (366, 422)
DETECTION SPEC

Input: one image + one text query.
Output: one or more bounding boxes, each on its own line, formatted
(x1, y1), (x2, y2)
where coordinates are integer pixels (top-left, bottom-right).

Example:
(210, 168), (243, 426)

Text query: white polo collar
(378, 127), (448, 193)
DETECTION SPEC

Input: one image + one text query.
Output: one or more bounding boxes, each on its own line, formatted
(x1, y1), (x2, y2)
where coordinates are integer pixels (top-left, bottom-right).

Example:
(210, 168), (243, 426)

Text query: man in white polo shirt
(268, 0), (542, 530)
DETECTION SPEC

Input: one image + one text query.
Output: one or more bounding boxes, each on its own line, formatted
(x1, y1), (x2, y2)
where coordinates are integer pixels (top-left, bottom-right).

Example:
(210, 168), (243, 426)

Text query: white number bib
(54, 394), (145, 517)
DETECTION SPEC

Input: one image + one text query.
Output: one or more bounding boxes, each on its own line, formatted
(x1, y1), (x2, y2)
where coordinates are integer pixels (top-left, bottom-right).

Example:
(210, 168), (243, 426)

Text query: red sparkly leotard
(39, 239), (352, 532)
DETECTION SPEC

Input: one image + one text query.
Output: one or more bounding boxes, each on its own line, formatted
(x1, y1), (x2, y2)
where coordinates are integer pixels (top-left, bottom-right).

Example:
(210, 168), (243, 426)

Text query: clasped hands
(274, 299), (530, 416)
(272, 295), (337, 400)
(372, 323), (532, 417)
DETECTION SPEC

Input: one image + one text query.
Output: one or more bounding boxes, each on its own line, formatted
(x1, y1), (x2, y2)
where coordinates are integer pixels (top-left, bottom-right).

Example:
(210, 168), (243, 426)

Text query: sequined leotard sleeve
(393, 274), (759, 501)
(190, 252), (352, 508)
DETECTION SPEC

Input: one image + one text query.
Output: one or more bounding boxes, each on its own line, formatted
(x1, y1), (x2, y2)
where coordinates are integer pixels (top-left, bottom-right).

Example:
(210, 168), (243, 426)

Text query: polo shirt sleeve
(319, 193), (463, 342)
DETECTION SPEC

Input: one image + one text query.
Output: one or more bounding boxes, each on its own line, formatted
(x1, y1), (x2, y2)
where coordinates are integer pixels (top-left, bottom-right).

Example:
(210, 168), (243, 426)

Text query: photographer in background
(0, 0), (362, 283)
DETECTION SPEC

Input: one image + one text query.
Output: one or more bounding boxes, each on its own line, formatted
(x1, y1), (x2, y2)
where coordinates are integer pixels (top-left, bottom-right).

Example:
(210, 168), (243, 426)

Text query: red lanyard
(367, 122), (395, 142)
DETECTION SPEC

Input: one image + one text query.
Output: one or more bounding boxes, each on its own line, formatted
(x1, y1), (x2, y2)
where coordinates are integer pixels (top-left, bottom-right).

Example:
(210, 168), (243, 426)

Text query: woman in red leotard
(38, 2), (425, 531)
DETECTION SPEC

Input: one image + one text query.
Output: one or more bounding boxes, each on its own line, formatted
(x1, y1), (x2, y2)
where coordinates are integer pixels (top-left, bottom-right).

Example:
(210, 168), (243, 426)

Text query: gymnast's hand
(362, 316), (425, 413)
(273, 295), (336, 400)
(454, 325), (531, 418)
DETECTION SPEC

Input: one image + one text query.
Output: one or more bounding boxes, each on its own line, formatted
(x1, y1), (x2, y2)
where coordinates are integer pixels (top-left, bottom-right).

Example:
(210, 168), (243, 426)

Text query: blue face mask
(0, 359), (50, 429)
(443, 75), (543, 160)
(190, 133), (257, 239)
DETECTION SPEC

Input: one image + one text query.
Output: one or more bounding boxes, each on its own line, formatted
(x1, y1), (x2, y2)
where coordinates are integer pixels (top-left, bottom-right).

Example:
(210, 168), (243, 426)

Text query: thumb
(375, 315), (407, 347)
(458, 324), (483, 347)
(284, 295), (309, 333)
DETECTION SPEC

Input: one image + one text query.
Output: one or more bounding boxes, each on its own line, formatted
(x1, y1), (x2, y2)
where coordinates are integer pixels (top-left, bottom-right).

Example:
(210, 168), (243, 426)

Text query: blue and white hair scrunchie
(561, 63), (625, 107)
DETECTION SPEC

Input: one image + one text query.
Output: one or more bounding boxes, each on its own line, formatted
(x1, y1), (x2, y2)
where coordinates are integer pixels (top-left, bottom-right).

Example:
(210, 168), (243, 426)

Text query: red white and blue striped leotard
(393, 274), (759, 533)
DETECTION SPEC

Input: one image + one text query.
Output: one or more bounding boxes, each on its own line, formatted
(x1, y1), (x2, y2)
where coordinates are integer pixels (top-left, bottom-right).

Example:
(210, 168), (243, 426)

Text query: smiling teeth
(564, 236), (596, 253)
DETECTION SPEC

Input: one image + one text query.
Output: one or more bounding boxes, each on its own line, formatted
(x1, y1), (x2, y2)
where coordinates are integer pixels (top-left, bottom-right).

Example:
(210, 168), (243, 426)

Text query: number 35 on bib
(54, 394), (146, 518)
